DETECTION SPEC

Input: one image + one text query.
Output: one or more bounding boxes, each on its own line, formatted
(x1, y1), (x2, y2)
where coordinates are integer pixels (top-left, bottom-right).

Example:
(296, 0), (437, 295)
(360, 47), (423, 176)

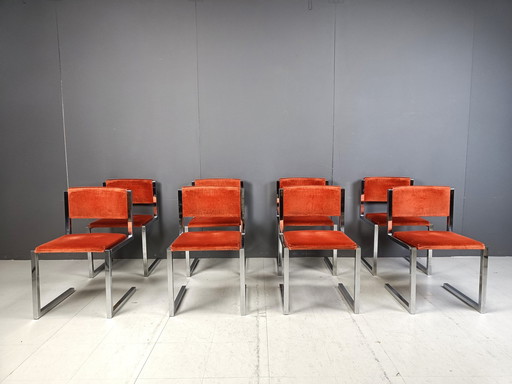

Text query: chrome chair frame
(31, 190), (136, 319)
(359, 178), (433, 276)
(278, 187), (361, 315)
(385, 188), (488, 314)
(88, 180), (160, 277)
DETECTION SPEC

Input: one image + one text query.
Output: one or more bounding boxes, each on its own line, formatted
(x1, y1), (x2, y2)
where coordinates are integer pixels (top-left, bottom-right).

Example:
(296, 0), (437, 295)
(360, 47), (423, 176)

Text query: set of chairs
(30, 177), (488, 319)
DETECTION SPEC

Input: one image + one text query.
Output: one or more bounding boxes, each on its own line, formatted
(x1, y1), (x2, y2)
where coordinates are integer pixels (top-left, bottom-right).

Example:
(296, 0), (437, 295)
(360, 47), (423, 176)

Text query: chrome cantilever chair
(279, 185), (361, 314)
(182, 178), (245, 277)
(276, 177), (335, 275)
(167, 186), (246, 316)
(360, 177), (432, 276)
(31, 187), (135, 319)
(385, 186), (488, 314)
(89, 179), (159, 277)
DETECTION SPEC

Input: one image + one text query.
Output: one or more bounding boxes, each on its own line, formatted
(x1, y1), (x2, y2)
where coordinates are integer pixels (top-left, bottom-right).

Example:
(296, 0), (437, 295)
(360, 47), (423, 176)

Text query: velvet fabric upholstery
(392, 186), (451, 217)
(68, 187), (128, 219)
(283, 216), (335, 227)
(188, 216), (242, 228)
(105, 179), (154, 204)
(284, 230), (357, 250)
(362, 177), (411, 202)
(89, 214), (153, 229)
(193, 178), (242, 187)
(279, 177), (326, 188)
(394, 231), (485, 250)
(366, 212), (429, 227)
(182, 186), (241, 218)
(170, 231), (242, 251)
(282, 186), (341, 217)
(35, 233), (127, 253)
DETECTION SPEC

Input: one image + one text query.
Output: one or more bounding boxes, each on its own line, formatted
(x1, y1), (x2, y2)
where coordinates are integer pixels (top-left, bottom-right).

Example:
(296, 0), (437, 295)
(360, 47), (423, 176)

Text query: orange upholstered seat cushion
(283, 230), (358, 251)
(170, 231), (242, 252)
(284, 216), (335, 227)
(89, 214), (154, 229)
(188, 217), (242, 228)
(35, 233), (128, 253)
(366, 213), (430, 227)
(393, 231), (485, 250)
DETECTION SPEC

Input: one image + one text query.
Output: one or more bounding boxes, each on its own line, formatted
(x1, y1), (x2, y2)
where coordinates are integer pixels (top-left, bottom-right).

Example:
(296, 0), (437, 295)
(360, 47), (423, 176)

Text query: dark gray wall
(1, 0), (511, 259)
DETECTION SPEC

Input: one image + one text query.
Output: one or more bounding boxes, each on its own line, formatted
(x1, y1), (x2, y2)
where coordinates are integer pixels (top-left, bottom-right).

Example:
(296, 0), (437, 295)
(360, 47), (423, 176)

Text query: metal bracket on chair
(88, 252), (105, 278)
(337, 247), (361, 314)
(31, 251), (75, 320)
(323, 250), (338, 276)
(403, 249), (432, 276)
(385, 248), (417, 314)
(442, 248), (488, 313)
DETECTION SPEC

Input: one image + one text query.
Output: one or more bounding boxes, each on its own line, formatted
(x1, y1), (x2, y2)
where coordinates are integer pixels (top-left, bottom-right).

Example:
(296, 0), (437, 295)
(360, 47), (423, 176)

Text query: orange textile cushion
(393, 231), (485, 250)
(279, 177), (326, 188)
(366, 213), (430, 227)
(284, 216), (335, 227)
(282, 186), (341, 217)
(362, 177), (411, 202)
(68, 187), (128, 219)
(89, 214), (153, 229)
(194, 178), (241, 187)
(170, 231), (242, 251)
(182, 186), (241, 218)
(283, 230), (357, 251)
(35, 233), (127, 253)
(392, 186), (451, 217)
(105, 179), (154, 204)
(188, 216), (241, 228)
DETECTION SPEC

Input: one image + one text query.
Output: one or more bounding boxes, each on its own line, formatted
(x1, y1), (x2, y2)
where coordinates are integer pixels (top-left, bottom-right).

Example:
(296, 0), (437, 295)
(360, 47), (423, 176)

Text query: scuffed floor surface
(1, 255), (511, 383)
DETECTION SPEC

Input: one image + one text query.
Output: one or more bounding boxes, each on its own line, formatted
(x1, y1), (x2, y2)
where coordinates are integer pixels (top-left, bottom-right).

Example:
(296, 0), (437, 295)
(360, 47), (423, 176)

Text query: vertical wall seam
(194, 0), (202, 178)
(461, 2), (477, 234)
(55, 4), (69, 189)
(330, 2), (337, 185)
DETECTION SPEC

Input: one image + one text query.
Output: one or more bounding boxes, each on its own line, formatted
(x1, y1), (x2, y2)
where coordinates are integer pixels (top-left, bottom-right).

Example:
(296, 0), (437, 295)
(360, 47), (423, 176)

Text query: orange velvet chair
(31, 187), (135, 319)
(276, 177), (335, 275)
(385, 186), (488, 314)
(360, 177), (432, 276)
(182, 178), (244, 277)
(279, 185), (361, 314)
(88, 179), (159, 277)
(167, 186), (245, 316)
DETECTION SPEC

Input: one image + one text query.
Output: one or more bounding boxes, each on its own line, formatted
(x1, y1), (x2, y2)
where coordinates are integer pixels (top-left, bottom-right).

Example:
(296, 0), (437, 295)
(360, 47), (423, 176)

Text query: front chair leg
(386, 247), (417, 314)
(31, 251), (75, 320)
(167, 249), (186, 317)
(88, 251), (105, 278)
(442, 247), (488, 313)
(279, 247), (290, 315)
(104, 251), (136, 319)
(337, 247), (361, 314)
(240, 248), (246, 315)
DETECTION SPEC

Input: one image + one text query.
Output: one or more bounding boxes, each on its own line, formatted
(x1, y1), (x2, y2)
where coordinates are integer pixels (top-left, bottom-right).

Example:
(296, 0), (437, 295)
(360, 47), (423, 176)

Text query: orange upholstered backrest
(193, 178), (242, 187)
(68, 187), (130, 219)
(281, 186), (341, 217)
(279, 177), (327, 188)
(390, 186), (452, 218)
(362, 177), (412, 202)
(105, 179), (154, 204)
(181, 186), (241, 218)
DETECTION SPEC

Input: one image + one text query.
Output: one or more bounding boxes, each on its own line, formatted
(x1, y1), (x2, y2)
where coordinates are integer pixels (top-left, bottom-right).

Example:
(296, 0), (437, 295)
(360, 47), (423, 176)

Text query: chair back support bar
(280, 186), (342, 218)
(180, 186), (241, 219)
(387, 186), (453, 233)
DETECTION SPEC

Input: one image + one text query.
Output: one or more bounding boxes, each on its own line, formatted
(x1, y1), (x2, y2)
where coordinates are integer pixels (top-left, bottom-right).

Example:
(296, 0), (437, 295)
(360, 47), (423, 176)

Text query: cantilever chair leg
(104, 250), (136, 319)
(385, 247), (417, 314)
(280, 247), (290, 315)
(31, 251), (75, 320)
(142, 225), (161, 277)
(337, 247), (361, 314)
(184, 226), (199, 277)
(240, 248), (246, 315)
(87, 252), (105, 278)
(167, 249), (187, 317)
(442, 247), (488, 313)
(404, 225), (433, 276)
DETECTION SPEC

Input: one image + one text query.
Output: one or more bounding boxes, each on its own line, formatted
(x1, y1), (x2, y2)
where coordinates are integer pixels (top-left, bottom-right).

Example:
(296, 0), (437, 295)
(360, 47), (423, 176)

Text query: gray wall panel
(333, 0), (475, 256)
(196, 0), (335, 256)
(0, 1), (67, 258)
(463, 0), (512, 254)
